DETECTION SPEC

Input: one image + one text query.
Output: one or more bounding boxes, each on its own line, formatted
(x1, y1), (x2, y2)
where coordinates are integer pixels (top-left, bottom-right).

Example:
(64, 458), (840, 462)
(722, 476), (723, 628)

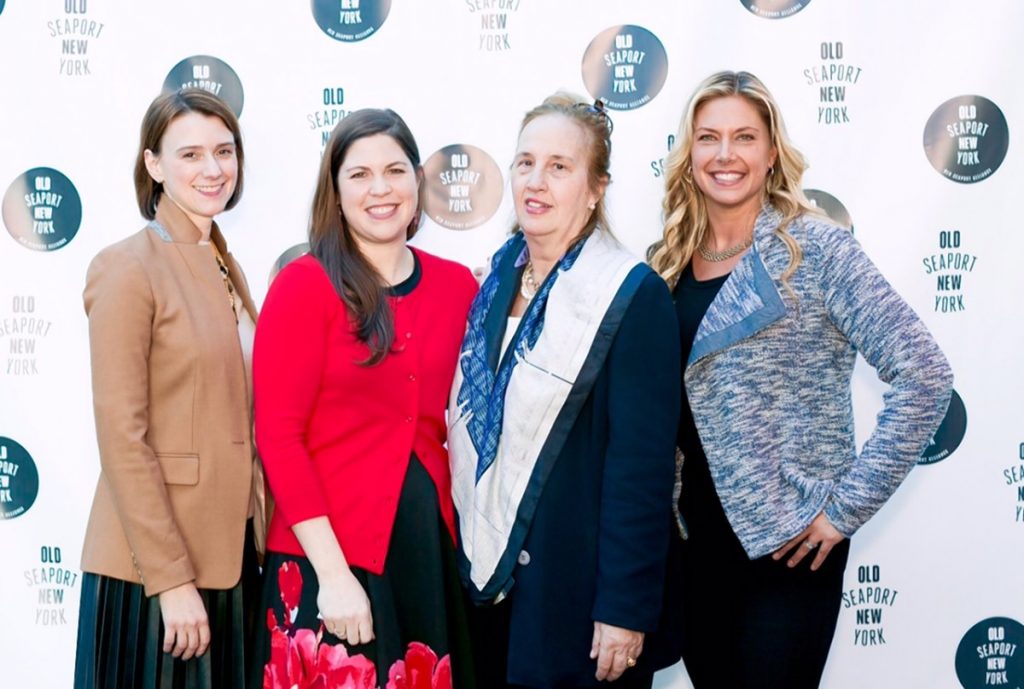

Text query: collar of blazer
(686, 204), (789, 370)
(151, 197), (259, 324)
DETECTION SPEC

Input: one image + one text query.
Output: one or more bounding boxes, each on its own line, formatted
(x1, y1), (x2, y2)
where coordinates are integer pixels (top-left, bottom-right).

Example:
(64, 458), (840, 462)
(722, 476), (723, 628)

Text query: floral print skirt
(251, 456), (474, 689)
(74, 521), (260, 689)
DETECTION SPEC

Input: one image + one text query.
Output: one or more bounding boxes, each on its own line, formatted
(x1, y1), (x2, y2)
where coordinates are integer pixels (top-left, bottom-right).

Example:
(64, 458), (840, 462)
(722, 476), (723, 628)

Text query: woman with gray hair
(450, 93), (681, 688)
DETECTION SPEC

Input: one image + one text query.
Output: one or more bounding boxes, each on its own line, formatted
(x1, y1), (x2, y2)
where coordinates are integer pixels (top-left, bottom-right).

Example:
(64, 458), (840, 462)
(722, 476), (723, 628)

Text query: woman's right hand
(290, 516), (373, 644)
(317, 570), (374, 645)
(157, 582), (210, 659)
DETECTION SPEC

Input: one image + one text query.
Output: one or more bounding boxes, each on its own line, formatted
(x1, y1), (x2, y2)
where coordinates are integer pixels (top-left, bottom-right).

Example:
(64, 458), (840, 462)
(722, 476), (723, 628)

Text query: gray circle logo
(955, 617), (1024, 689)
(311, 0), (391, 42)
(919, 389), (966, 465)
(163, 55), (244, 117)
(0, 437), (40, 520)
(2, 167), (83, 252)
(581, 25), (668, 111)
(270, 243), (310, 286)
(804, 189), (853, 232)
(423, 144), (503, 230)
(923, 95), (1009, 184)
(740, 0), (811, 18)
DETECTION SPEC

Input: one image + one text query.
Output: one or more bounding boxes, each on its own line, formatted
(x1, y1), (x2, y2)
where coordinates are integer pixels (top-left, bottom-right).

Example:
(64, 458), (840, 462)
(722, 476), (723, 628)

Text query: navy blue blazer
(496, 270), (682, 687)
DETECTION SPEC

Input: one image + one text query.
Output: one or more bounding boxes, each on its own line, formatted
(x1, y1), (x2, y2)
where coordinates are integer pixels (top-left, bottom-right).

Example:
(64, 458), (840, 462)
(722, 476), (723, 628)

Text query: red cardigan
(253, 249), (477, 574)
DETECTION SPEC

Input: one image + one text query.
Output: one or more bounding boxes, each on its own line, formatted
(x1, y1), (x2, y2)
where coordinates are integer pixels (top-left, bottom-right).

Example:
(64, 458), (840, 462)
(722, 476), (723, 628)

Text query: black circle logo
(0, 437), (40, 520)
(804, 189), (853, 233)
(422, 144), (504, 230)
(582, 25), (668, 111)
(311, 0), (391, 42)
(269, 243), (310, 286)
(2, 168), (83, 252)
(955, 617), (1024, 689)
(163, 55), (244, 117)
(923, 95), (1009, 184)
(919, 389), (967, 465)
(740, 0), (811, 18)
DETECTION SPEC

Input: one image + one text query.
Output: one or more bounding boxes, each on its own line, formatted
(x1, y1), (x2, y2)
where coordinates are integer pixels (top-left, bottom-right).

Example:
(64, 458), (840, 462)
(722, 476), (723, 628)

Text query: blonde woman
(649, 71), (952, 688)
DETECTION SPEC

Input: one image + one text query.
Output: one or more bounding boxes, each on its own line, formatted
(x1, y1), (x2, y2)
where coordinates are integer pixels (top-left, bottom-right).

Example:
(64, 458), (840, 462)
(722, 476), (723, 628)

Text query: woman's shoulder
(412, 247), (477, 296)
(412, 246), (473, 276)
(270, 253), (332, 289)
(793, 211), (855, 249)
(257, 254), (345, 333)
(85, 226), (160, 288)
(607, 264), (673, 334)
(89, 224), (153, 262)
(628, 267), (672, 309)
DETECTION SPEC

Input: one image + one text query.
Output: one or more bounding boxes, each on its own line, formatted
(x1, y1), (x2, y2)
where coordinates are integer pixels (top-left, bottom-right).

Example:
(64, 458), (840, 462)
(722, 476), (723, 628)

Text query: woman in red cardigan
(250, 109), (478, 686)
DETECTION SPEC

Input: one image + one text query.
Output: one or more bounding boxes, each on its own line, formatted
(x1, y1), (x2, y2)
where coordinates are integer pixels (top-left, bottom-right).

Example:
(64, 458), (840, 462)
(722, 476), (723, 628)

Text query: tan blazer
(81, 199), (262, 596)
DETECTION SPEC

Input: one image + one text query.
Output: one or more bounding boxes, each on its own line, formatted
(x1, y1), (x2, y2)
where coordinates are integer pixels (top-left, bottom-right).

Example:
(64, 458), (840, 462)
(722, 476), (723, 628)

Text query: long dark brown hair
(310, 108), (422, 366)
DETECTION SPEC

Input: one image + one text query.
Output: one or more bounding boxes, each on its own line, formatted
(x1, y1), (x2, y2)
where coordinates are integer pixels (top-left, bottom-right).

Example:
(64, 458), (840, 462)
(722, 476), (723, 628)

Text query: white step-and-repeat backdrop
(1, 1), (1022, 687)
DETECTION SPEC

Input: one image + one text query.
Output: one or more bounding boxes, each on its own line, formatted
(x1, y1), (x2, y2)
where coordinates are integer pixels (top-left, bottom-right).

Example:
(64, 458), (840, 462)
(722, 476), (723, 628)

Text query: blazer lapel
(687, 206), (788, 368)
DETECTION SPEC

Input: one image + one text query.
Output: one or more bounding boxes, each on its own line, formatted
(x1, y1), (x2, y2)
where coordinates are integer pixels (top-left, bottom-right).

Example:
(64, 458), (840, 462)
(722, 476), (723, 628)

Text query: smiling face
(336, 133), (419, 252)
(690, 95), (777, 219)
(511, 113), (602, 249)
(144, 112), (238, 231)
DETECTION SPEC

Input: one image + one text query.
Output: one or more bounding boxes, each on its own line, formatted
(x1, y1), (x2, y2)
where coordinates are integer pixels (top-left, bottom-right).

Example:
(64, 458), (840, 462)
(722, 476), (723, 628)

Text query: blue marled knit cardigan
(683, 205), (953, 559)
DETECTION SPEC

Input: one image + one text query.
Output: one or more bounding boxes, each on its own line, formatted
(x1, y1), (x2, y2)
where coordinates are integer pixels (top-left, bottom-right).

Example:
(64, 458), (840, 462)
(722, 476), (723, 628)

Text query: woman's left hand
(772, 511), (846, 571)
(590, 621), (644, 681)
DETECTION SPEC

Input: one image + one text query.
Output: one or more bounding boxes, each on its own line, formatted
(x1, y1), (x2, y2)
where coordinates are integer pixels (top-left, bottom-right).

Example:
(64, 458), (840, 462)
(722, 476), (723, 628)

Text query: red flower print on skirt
(263, 562), (452, 689)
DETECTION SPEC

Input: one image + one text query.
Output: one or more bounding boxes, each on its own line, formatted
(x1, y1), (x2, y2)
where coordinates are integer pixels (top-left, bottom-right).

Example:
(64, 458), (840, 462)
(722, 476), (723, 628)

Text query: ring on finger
(804, 541), (818, 550)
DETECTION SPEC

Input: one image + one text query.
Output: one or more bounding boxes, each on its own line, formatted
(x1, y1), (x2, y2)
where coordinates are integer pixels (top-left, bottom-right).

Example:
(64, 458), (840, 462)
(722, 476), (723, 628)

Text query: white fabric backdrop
(1, 2), (1022, 687)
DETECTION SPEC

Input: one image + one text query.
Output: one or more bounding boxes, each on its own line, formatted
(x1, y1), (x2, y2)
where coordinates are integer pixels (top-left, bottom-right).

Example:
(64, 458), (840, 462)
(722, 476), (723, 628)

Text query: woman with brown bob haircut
(251, 108), (478, 685)
(75, 88), (265, 688)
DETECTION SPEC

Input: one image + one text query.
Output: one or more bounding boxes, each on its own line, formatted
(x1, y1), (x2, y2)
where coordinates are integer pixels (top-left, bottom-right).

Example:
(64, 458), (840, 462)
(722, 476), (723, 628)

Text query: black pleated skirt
(250, 455), (474, 688)
(74, 522), (259, 689)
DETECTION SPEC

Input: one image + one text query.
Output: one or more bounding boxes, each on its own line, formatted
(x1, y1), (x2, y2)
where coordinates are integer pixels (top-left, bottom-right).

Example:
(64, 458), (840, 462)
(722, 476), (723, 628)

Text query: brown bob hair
(133, 88), (245, 219)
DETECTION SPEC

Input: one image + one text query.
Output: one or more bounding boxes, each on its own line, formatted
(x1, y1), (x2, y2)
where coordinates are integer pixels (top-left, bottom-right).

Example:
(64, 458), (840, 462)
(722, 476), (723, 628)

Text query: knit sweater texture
(684, 205), (953, 558)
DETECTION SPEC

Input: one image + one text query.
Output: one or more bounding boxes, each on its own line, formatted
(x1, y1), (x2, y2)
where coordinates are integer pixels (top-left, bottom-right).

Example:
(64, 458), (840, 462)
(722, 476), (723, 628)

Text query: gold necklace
(209, 243), (239, 323)
(520, 261), (540, 300)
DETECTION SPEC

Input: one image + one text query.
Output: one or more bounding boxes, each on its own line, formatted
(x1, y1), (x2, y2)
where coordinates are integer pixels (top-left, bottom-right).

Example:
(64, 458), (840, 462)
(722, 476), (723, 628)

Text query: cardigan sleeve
(811, 222), (953, 536)
(591, 271), (682, 632)
(253, 259), (335, 527)
(452, 261), (480, 316)
(84, 246), (196, 595)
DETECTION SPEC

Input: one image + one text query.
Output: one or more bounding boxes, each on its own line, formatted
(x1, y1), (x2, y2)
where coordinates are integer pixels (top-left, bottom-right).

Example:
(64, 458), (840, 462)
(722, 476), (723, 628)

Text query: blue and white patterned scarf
(456, 233), (586, 482)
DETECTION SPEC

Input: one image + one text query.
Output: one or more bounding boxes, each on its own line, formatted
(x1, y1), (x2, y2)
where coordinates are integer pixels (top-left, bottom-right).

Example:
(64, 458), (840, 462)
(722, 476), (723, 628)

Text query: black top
(385, 249), (422, 297)
(673, 263), (735, 546)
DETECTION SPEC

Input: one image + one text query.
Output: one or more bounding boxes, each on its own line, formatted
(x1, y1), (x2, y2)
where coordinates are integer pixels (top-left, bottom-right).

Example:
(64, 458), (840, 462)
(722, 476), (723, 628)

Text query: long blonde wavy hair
(648, 71), (821, 289)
